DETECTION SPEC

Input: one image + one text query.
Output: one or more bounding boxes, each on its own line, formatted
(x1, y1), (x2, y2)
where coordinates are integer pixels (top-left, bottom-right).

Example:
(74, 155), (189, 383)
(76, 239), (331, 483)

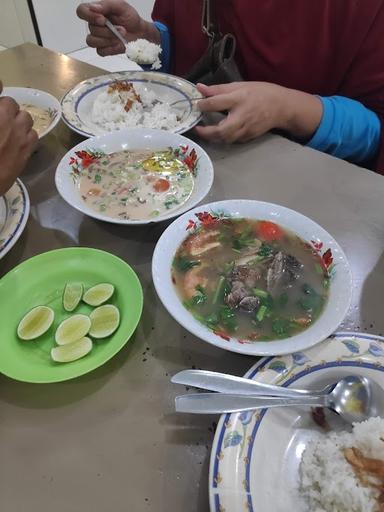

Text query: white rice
(91, 82), (179, 131)
(300, 417), (384, 512)
(125, 39), (162, 70)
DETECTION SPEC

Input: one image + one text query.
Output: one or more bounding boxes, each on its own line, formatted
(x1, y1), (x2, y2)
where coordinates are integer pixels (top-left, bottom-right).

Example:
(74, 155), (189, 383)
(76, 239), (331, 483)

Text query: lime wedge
(51, 337), (93, 363)
(55, 314), (91, 345)
(63, 282), (83, 312)
(89, 304), (120, 339)
(83, 283), (115, 307)
(17, 306), (54, 340)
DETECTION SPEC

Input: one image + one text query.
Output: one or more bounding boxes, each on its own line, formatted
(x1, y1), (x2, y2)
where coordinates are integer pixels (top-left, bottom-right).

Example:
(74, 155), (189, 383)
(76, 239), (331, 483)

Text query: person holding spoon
(0, 82), (38, 196)
(77, 1), (384, 172)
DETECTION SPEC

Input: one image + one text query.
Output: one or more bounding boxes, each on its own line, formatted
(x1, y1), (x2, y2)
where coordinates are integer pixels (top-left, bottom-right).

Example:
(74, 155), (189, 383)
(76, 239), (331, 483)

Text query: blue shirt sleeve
(153, 22), (171, 73)
(306, 96), (381, 164)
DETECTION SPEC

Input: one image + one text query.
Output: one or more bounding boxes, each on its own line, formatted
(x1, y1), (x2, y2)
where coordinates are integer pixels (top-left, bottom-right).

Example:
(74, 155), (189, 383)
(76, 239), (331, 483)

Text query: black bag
(184, 0), (243, 85)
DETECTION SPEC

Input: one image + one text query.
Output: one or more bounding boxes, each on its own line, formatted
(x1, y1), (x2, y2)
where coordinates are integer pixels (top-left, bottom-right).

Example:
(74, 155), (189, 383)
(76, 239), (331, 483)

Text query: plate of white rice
(61, 71), (203, 138)
(209, 332), (384, 512)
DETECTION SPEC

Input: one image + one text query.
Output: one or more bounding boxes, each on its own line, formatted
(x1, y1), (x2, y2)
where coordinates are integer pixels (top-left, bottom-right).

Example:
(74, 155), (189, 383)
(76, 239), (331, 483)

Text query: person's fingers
(198, 93), (237, 113)
(25, 129), (39, 154)
(86, 34), (119, 49)
(77, 3), (106, 26)
(194, 124), (224, 142)
(215, 113), (244, 143)
(15, 110), (34, 133)
(0, 96), (20, 119)
(96, 44), (124, 56)
(197, 82), (242, 97)
(88, 24), (126, 38)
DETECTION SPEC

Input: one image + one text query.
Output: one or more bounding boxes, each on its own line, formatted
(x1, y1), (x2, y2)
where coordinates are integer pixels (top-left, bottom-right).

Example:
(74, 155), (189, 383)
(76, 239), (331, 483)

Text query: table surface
(1, 43), (384, 512)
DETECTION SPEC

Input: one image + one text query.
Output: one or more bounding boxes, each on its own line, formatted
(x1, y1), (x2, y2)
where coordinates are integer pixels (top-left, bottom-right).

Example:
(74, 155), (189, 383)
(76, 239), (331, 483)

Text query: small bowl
(152, 199), (352, 356)
(2, 87), (61, 139)
(55, 128), (214, 225)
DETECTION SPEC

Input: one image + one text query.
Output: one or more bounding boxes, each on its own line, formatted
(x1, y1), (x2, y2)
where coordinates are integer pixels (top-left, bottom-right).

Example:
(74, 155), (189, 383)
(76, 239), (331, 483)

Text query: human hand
(0, 82), (38, 196)
(77, 1), (145, 56)
(195, 82), (322, 144)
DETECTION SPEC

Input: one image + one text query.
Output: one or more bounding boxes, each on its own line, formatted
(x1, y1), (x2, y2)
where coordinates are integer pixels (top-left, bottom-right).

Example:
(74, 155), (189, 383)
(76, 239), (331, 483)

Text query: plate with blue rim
(61, 70), (203, 138)
(209, 332), (384, 512)
(0, 179), (30, 260)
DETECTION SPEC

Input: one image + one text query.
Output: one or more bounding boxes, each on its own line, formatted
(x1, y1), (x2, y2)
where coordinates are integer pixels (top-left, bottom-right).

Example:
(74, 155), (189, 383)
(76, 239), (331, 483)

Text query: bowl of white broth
(2, 87), (61, 139)
(152, 199), (352, 356)
(55, 128), (214, 225)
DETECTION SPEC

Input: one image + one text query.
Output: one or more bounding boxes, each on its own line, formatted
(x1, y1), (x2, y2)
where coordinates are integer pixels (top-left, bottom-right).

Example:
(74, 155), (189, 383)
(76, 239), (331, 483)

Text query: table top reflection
(1, 43), (384, 512)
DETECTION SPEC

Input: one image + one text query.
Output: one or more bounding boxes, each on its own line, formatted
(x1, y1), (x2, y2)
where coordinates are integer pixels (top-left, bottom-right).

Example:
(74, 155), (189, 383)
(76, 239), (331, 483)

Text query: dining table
(1, 42), (384, 512)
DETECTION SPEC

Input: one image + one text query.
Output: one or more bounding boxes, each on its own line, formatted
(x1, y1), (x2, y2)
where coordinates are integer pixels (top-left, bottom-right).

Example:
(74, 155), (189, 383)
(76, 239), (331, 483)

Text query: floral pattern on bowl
(0, 179), (30, 260)
(55, 128), (214, 226)
(68, 144), (199, 183)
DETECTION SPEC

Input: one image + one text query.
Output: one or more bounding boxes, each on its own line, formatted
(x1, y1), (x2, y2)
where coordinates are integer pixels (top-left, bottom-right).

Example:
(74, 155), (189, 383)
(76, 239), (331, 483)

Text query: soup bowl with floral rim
(55, 128), (214, 225)
(152, 199), (352, 356)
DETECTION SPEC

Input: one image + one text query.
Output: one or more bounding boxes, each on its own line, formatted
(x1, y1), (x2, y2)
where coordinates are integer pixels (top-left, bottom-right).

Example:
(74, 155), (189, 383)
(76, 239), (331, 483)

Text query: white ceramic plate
(2, 87), (61, 139)
(152, 200), (352, 356)
(55, 128), (214, 225)
(0, 179), (30, 259)
(61, 71), (203, 137)
(209, 332), (384, 512)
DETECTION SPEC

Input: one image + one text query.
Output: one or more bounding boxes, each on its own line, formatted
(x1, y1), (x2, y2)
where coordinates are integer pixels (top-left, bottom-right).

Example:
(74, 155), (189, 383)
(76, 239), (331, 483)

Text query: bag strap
(202, 0), (220, 39)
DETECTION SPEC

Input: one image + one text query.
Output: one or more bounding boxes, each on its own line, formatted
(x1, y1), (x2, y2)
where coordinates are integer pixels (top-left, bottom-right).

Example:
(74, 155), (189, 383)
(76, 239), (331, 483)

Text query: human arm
(77, 1), (161, 56)
(0, 84), (38, 196)
(195, 82), (323, 143)
(196, 82), (380, 164)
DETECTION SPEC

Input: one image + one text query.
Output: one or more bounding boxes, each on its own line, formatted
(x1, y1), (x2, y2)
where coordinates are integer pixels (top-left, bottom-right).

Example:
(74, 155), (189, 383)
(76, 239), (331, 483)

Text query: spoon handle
(172, 369), (325, 398)
(175, 393), (326, 414)
(105, 19), (127, 48)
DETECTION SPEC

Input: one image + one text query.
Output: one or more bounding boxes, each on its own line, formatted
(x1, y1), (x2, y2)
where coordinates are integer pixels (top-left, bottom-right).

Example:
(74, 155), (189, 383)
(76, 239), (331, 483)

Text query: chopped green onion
(213, 276), (227, 305)
(173, 256), (200, 273)
(253, 288), (269, 299)
(256, 305), (268, 323)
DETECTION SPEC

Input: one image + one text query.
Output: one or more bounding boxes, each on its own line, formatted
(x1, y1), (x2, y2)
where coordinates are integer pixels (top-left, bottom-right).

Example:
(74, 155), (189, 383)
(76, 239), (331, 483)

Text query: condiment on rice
(125, 38), (162, 70)
(91, 80), (179, 132)
(300, 417), (384, 511)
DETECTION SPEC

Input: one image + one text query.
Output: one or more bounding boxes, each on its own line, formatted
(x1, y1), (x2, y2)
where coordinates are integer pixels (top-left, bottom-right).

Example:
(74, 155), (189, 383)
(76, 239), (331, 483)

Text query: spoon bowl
(174, 372), (384, 424)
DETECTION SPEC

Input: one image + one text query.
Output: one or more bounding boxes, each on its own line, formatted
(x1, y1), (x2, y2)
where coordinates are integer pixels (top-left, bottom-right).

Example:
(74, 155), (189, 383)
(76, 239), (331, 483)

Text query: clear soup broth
(172, 218), (330, 341)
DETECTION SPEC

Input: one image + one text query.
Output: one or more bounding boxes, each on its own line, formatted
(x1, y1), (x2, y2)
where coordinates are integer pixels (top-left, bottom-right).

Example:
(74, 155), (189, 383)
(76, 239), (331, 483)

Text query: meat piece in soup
(172, 218), (330, 341)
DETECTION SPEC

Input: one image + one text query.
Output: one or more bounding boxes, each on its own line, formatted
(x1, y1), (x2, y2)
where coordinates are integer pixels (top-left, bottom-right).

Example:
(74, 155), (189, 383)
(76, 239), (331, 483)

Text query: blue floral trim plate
(0, 180), (30, 260)
(61, 71), (203, 138)
(209, 332), (384, 512)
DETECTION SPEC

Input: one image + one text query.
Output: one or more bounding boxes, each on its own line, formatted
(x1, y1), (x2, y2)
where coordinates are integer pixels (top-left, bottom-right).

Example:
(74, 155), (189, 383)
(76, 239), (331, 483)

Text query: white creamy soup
(77, 148), (196, 221)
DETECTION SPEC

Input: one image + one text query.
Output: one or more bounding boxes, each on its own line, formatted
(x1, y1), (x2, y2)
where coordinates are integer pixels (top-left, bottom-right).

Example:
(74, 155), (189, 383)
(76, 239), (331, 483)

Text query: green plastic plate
(0, 247), (143, 383)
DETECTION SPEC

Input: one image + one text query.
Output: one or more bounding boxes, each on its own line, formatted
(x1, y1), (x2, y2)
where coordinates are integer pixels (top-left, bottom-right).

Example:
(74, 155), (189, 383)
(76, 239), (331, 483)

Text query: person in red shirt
(77, 1), (384, 172)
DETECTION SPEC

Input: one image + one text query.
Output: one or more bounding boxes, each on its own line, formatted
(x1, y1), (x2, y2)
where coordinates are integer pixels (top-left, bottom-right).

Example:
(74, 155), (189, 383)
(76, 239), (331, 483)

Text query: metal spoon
(172, 369), (330, 398)
(105, 19), (129, 51)
(169, 97), (202, 108)
(174, 375), (384, 424)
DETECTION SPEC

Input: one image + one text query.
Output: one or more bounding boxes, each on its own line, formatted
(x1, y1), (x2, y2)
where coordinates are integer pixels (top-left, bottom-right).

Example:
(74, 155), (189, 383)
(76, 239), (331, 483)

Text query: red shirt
(152, 0), (384, 172)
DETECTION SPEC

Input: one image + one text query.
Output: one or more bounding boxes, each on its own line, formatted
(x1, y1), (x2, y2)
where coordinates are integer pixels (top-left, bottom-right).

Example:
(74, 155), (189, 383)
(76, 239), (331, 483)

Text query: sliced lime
(51, 337), (93, 363)
(17, 306), (54, 340)
(63, 282), (83, 312)
(83, 283), (115, 307)
(55, 314), (91, 346)
(89, 304), (120, 339)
